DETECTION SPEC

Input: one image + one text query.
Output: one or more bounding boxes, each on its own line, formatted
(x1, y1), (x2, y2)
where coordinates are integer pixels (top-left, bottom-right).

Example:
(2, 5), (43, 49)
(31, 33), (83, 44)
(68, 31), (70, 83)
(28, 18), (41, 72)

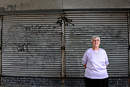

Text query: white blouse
(82, 48), (109, 79)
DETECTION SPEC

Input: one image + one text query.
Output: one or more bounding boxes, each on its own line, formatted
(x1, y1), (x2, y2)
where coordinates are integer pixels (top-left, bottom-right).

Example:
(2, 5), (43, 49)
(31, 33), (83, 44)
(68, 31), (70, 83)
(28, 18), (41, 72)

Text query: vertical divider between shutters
(61, 14), (66, 84)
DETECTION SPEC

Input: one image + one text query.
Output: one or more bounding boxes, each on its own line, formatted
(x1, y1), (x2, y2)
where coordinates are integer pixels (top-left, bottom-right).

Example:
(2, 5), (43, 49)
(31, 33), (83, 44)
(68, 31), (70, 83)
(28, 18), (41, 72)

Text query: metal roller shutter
(65, 11), (129, 77)
(0, 16), (2, 75)
(2, 14), (62, 77)
(0, 16), (1, 47)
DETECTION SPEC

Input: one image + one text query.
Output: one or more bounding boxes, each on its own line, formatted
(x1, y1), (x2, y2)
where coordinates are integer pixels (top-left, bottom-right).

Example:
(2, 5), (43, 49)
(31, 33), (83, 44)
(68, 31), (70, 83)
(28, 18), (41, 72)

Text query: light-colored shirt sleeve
(104, 50), (109, 65)
(82, 50), (88, 65)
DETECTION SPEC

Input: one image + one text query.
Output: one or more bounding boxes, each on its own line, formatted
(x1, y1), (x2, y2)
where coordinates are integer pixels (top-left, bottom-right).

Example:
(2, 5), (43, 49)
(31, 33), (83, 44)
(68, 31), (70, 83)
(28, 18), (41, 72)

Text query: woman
(82, 35), (109, 87)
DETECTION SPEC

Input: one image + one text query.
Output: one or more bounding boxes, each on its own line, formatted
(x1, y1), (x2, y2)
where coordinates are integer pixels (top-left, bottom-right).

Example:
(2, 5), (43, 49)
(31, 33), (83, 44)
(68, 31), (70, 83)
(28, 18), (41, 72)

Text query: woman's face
(92, 38), (100, 48)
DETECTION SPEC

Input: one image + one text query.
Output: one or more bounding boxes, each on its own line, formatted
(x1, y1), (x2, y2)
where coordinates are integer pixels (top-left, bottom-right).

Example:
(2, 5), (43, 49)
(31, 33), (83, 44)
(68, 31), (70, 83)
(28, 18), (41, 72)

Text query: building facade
(0, 0), (130, 87)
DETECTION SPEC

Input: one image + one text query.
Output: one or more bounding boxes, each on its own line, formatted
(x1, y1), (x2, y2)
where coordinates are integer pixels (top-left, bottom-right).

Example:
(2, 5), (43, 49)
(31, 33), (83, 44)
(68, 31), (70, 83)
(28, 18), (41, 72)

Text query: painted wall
(63, 0), (130, 9)
(0, 0), (62, 11)
(0, 0), (130, 12)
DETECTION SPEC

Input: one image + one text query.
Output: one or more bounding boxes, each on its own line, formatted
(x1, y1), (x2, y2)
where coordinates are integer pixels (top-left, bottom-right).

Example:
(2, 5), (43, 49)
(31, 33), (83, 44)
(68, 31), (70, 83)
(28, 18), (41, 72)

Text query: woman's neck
(92, 47), (99, 50)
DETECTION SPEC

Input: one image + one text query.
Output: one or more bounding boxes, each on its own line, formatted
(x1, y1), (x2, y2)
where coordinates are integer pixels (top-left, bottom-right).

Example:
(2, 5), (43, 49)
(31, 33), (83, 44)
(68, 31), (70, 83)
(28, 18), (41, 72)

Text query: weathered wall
(0, 0), (130, 12)
(63, 0), (130, 9)
(0, 0), (62, 11)
(1, 77), (129, 87)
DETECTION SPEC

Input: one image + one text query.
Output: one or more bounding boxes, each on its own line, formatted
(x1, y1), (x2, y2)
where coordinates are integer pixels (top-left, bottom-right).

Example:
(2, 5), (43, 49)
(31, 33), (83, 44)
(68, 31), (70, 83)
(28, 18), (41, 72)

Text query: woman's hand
(83, 64), (87, 68)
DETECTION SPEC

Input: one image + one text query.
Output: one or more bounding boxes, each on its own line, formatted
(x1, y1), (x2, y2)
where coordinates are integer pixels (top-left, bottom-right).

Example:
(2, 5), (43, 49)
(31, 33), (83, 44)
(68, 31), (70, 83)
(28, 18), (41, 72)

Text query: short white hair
(91, 35), (100, 42)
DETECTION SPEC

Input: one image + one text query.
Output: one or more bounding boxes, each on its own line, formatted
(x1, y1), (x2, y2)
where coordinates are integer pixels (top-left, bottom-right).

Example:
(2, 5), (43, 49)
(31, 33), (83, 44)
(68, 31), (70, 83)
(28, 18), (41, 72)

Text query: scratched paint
(68, 25), (127, 50)
(4, 24), (61, 53)
(0, 5), (16, 11)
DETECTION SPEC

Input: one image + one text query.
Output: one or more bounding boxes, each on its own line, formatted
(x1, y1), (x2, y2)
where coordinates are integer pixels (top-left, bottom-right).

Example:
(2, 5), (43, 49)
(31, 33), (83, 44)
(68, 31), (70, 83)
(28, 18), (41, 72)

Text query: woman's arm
(82, 50), (89, 69)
